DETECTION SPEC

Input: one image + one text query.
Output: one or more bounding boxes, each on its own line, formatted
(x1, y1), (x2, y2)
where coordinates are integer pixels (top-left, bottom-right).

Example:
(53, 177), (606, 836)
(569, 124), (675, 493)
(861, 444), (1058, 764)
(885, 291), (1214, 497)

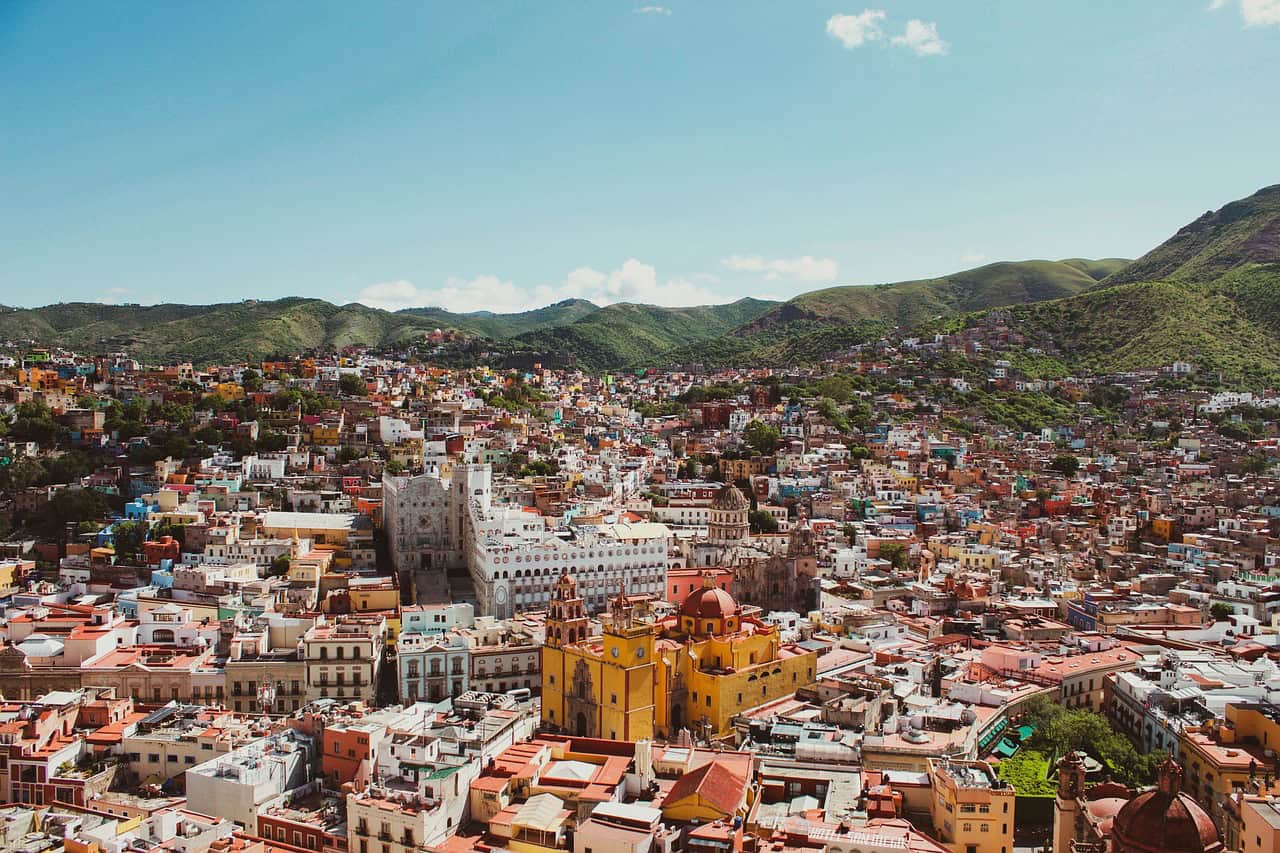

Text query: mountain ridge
(5, 182), (1278, 375)
(1101, 184), (1280, 286)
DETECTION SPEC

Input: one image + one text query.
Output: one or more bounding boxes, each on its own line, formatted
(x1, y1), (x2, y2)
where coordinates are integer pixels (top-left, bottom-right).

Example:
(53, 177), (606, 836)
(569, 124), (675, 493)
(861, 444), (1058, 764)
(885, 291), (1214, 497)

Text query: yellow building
(541, 575), (656, 742)
(212, 382), (246, 401)
(310, 423), (341, 445)
(541, 572), (817, 741)
(654, 579), (815, 738)
(1181, 702), (1280, 829)
(347, 579), (400, 614)
(928, 757), (1015, 853)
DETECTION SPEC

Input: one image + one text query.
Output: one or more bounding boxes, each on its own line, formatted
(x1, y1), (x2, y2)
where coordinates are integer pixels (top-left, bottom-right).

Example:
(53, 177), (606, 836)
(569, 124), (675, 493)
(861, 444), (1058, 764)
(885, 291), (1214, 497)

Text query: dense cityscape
(6, 3), (1280, 852)
(1, 329), (1280, 853)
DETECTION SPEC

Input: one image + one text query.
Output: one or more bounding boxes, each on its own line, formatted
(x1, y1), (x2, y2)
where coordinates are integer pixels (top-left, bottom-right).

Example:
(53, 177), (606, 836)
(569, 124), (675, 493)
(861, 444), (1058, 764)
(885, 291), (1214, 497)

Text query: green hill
(0, 295), (775, 368)
(962, 185), (1280, 383)
(743, 258), (1128, 334)
(8, 184), (1275, 375)
(0, 299), (442, 364)
(396, 298), (599, 339)
(647, 258), (1127, 369)
(1102, 184), (1280, 286)
(987, 269), (1280, 382)
(514, 298), (777, 370)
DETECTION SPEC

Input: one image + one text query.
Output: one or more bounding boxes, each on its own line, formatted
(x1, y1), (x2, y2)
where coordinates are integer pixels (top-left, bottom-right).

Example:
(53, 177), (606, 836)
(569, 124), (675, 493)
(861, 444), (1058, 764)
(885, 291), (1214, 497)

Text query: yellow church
(541, 571), (816, 740)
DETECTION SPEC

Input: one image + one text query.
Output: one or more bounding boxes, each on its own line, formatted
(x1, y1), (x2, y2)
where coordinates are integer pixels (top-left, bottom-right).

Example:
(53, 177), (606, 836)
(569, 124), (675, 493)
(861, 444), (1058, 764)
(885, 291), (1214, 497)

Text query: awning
(979, 718), (1009, 750)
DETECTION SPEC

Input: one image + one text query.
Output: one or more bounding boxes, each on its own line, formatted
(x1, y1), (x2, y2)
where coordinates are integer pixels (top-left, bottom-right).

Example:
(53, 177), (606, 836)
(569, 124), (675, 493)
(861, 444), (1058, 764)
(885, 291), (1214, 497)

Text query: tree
(516, 458), (558, 478)
(879, 542), (909, 571)
(153, 520), (187, 549)
(197, 392), (228, 412)
(1025, 703), (1164, 787)
(384, 459), (405, 476)
(151, 401), (194, 428)
(241, 368), (263, 392)
(742, 419), (781, 455)
(257, 431), (289, 452)
(111, 520), (148, 561)
(815, 376), (853, 404)
(272, 389), (303, 411)
(1050, 454), (1080, 477)
(1241, 453), (1271, 475)
(194, 426), (224, 446)
(816, 398), (852, 433)
(10, 400), (59, 444)
(268, 555), (292, 577)
(748, 509), (778, 534)
(33, 488), (112, 541)
(338, 373), (368, 396)
(1, 457), (48, 494)
(1210, 602), (1234, 622)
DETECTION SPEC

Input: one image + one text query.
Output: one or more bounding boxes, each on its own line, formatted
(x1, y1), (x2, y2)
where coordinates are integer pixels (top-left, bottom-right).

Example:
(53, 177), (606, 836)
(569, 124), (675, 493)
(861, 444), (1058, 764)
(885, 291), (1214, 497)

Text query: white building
(399, 602), (475, 635)
(383, 465), (492, 575)
(137, 603), (221, 648)
(185, 730), (314, 831)
(397, 630), (470, 703)
(467, 509), (670, 618)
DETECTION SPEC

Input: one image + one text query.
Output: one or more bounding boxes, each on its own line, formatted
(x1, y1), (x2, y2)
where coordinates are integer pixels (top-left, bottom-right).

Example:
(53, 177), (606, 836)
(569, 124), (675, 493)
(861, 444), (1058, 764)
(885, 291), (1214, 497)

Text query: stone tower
(1054, 750), (1087, 853)
(707, 483), (750, 546)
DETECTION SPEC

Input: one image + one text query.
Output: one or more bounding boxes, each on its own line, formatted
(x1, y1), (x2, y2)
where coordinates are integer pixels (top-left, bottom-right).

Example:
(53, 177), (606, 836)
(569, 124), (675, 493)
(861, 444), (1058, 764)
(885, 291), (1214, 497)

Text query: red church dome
(1111, 759), (1223, 853)
(680, 584), (739, 621)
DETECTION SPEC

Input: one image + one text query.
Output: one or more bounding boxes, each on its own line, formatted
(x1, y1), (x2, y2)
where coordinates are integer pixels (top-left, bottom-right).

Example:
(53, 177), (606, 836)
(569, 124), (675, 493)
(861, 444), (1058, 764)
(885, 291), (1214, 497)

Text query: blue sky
(2, 1), (1278, 312)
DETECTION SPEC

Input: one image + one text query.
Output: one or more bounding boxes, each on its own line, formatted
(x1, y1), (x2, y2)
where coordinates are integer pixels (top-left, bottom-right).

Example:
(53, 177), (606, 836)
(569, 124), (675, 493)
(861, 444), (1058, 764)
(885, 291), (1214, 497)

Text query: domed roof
(680, 584), (739, 621)
(711, 484), (749, 512)
(1111, 760), (1222, 853)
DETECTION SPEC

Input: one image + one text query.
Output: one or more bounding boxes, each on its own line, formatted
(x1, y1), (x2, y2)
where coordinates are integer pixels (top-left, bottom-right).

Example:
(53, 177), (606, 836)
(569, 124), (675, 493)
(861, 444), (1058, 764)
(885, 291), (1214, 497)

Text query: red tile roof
(661, 758), (747, 815)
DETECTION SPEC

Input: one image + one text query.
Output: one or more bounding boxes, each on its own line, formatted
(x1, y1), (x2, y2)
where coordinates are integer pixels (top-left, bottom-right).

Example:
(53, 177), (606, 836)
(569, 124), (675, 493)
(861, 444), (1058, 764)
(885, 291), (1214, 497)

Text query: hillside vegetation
(964, 185), (1280, 383)
(742, 258), (1127, 333)
(515, 298), (777, 370)
(989, 270), (1280, 382)
(6, 184), (1278, 376)
(396, 299), (599, 339)
(1102, 184), (1280, 285)
(0, 298), (438, 364)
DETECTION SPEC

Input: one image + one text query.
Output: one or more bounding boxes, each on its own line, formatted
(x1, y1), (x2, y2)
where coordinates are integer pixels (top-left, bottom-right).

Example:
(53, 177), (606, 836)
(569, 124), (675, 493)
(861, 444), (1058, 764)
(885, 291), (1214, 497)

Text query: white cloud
(891, 19), (949, 55)
(536, 259), (719, 306)
(1211, 0), (1280, 26)
(98, 286), (130, 305)
(721, 254), (840, 283)
(960, 249), (987, 265)
(356, 276), (532, 313)
(633, 5), (671, 15)
(825, 10), (886, 48)
(356, 260), (720, 314)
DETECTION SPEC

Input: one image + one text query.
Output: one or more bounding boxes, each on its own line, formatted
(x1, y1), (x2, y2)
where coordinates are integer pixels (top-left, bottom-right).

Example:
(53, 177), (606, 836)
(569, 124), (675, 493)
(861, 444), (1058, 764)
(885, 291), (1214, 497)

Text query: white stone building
(185, 729), (314, 831)
(383, 465), (492, 575)
(397, 630), (470, 703)
(466, 508), (670, 618)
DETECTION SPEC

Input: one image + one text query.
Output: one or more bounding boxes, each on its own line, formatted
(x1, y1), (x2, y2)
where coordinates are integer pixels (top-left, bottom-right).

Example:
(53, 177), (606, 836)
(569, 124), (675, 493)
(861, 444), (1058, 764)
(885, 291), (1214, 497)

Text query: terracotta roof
(680, 586), (739, 621)
(661, 758), (747, 815)
(1111, 759), (1223, 853)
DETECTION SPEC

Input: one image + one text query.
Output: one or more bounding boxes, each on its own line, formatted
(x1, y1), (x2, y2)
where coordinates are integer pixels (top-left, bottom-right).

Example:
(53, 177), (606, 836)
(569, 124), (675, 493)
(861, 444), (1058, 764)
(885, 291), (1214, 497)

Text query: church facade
(541, 571), (817, 740)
